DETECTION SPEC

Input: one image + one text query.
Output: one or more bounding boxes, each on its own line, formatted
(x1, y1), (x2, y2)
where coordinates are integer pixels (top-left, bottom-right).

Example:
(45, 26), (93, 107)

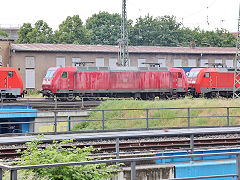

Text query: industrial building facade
(0, 41), (236, 90)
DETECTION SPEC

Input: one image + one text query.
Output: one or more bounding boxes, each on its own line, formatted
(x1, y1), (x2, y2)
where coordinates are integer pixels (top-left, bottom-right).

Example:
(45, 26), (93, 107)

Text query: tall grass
(72, 97), (240, 131)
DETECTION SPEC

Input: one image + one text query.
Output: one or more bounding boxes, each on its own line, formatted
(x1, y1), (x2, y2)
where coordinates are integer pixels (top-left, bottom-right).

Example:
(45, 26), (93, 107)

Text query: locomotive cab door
(60, 71), (74, 90)
(0, 70), (8, 89)
(176, 72), (183, 88)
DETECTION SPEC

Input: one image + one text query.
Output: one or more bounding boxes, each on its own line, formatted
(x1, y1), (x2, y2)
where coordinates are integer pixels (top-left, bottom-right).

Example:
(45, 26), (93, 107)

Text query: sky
(0, 0), (239, 32)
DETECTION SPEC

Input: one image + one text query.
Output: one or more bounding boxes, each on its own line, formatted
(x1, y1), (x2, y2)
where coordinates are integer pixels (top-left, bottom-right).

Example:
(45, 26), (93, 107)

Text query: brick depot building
(0, 41), (236, 90)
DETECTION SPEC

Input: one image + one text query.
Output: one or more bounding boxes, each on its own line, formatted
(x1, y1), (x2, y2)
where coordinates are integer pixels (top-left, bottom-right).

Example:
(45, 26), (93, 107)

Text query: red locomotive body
(189, 67), (237, 98)
(0, 67), (24, 99)
(41, 66), (188, 100)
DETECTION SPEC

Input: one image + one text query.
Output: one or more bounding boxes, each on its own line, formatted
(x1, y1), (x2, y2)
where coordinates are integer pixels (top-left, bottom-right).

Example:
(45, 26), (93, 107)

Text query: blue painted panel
(177, 67), (206, 73)
(156, 149), (240, 163)
(0, 106), (36, 133)
(175, 161), (236, 180)
(0, 106), (37, 119)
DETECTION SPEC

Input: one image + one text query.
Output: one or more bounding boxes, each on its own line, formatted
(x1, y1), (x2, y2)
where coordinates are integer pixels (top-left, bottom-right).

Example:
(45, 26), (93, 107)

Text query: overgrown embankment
(73, 98), (240, 131)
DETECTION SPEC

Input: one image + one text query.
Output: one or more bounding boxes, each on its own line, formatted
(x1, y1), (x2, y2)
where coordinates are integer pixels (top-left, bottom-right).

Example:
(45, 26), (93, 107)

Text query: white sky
(0, 0), (239, 32)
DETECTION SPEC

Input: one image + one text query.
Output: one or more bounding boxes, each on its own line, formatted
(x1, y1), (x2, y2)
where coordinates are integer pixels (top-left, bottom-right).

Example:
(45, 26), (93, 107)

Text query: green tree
(54, 15), (89, 44)
(16, 23), (33, 43)
(0, 30), (8, 37)
(129, 15), (160, 46)
(16, 137), (119, 180)
(86, 11), (122, 45)
(129, 15), (184, 46)
(16, 21), (53, 43)
(28, 20), (53, 43)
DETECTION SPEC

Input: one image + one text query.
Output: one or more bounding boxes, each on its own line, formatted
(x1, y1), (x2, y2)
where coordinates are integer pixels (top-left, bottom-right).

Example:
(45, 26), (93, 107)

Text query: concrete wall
(34, 111), (89, 133)
(110, 165), (174, 180)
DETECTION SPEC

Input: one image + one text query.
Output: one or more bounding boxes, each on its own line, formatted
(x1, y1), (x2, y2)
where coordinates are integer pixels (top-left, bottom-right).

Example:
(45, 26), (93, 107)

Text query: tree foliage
(54, 15), (89, 44)
(16, 13), (236, 47)
(16, 21), (53, 44)
(0, 30), (8, 37)
(16, 136), (119, 180)
(86, 11), (121, 45)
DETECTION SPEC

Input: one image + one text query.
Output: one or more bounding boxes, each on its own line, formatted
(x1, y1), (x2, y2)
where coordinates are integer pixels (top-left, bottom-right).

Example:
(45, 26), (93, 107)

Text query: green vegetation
(16, 12), (236, 47)
(73, 98), (240, 131)
(8, 136), (119, 180)
(24, 89), (42, 98)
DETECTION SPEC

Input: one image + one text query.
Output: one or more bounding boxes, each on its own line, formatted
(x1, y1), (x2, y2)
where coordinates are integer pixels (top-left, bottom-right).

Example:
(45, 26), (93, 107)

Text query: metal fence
(0, 106), (240, 134)
(1, 152), (240, 180)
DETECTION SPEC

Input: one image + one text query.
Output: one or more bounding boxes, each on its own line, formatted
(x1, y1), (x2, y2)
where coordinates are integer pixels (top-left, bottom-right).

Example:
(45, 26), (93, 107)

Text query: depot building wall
(9, 50), (235, 90)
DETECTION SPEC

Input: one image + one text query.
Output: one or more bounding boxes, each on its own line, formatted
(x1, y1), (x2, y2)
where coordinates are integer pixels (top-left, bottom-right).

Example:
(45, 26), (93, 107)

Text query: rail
(0, 106), (240, 134)
(1, 152), (240, 180)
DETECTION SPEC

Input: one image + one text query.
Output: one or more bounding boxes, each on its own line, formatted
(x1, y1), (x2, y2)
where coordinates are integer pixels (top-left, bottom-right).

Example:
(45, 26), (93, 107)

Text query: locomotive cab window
(62, 72), (67, 78)
(178, 72), (182, 78)
(8, 71), (13, 77)
(204, 72), (210, 78)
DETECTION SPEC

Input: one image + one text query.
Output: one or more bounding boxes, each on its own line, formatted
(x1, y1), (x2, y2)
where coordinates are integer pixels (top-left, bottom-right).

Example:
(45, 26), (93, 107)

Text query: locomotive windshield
(45, 70), (56, 78)
(188, 71), (200, 78)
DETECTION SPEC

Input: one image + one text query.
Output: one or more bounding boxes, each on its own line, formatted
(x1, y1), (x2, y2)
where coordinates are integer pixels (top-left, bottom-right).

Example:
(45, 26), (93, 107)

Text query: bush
(16, 135), (119, 180)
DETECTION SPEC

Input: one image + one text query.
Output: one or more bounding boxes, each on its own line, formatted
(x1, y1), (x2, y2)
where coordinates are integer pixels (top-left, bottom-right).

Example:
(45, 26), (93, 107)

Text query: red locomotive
(188, 67), (238, 98)
(0, 67), (25, 99)
(40, 66), (188, 101)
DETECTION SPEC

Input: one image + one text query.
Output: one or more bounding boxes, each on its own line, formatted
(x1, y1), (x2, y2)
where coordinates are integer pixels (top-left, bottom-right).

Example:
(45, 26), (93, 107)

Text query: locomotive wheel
(66, 94), (76, 102)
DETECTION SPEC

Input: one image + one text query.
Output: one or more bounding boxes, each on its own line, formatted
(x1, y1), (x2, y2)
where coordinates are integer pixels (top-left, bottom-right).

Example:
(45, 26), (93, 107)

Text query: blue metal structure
(0, 106), (37, 133)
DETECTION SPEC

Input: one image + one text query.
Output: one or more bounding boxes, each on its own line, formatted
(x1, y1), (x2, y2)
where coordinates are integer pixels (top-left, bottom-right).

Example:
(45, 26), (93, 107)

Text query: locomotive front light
(43, 79), (52, 85)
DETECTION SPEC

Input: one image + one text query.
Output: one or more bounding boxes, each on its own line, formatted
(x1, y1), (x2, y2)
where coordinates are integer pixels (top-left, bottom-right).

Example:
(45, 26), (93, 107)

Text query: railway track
(0, 99), (102, 110)
(2, 136), (240, 159)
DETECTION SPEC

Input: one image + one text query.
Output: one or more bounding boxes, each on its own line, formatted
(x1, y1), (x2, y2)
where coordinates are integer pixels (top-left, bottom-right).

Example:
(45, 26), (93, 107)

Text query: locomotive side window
(204, 72), (210, 78)
(8, 71), (13, 77)
(62, 72), (67, 78)
(178, 72), (182, 78)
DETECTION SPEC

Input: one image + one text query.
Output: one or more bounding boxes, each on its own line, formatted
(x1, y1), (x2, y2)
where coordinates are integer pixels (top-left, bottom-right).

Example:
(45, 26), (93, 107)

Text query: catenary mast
(118, 0), (129, 66)
(233, 4), (240, 98)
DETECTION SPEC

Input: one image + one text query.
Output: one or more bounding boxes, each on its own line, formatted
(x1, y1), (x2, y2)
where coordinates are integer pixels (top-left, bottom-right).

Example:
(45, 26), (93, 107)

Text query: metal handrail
(1, 152), (240, 180)
(1, 106), (240, 134)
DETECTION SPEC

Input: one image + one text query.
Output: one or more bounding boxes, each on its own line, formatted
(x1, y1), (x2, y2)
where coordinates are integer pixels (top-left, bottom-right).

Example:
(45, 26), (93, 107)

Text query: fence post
(116, 138), (120, 163)
(1, 98), (3, 108)
(0, 168), (2, 180)
(10, 169), (17, 180)
(102, 110), (105, 130)
(68, 116), (71, 131)
(188, 108), (190, 128)
(54, 111), (58, 134)
(131, 161), (136, 180)
(81, 98), (84, 108)
(190, 134), (194, 162)
(227, 107), (230, 126)
(237, 154), (240, 180)
(146, 109), (149, 129)
(54, 97), (57, 109)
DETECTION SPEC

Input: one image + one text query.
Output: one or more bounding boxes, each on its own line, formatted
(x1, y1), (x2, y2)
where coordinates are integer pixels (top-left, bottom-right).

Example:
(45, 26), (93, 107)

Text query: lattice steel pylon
(118, 0), (129, 67)
(233, 5), (240, 98)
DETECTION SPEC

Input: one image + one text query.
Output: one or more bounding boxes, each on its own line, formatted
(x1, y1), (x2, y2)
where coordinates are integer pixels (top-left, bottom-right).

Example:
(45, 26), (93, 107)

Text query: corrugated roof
(11, 43), (236, 54)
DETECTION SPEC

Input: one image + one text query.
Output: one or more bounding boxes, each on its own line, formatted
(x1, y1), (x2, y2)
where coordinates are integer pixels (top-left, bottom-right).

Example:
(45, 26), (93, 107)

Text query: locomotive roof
(76, 66), (170, 72)
(200, 68), (240, 72)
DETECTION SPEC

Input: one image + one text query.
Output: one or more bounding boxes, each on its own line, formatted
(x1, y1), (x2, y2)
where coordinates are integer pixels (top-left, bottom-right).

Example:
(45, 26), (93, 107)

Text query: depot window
(204, 72), (210, 78)
(8, 71), (13, 77)
(62, 72), (67, 78)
